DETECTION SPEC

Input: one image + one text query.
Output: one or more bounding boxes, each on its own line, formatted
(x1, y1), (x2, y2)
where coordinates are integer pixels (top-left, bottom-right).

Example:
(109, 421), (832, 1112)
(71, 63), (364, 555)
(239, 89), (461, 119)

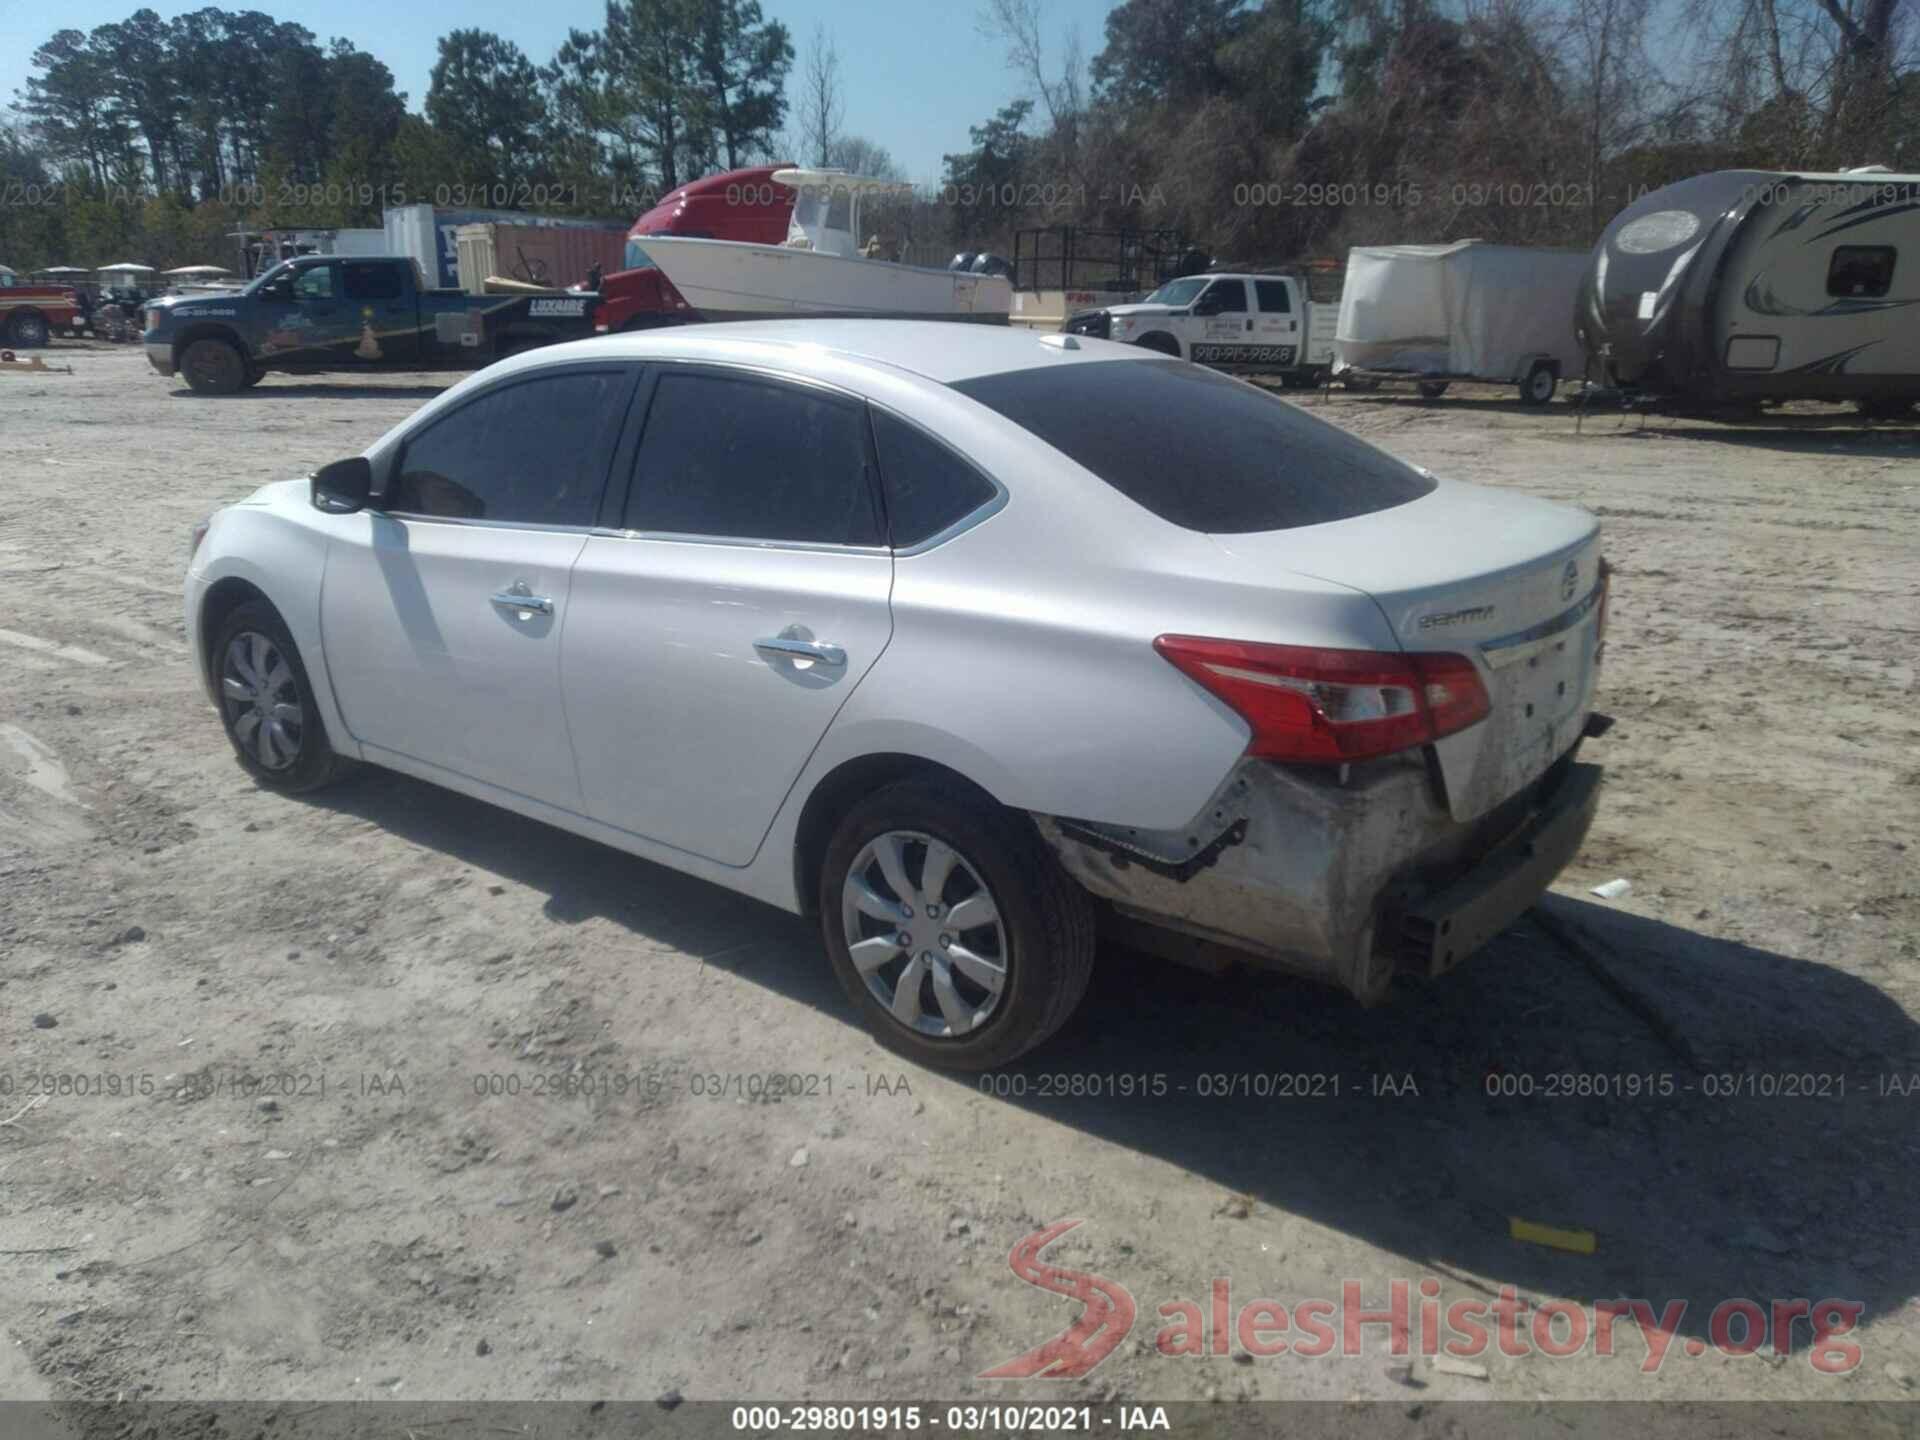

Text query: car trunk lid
(1208, 480), (1603, 822)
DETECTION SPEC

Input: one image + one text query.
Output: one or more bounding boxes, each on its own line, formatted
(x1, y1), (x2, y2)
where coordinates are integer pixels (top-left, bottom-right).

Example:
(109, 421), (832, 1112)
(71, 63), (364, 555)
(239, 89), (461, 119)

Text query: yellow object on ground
(1509, 1217), (1597, 1254)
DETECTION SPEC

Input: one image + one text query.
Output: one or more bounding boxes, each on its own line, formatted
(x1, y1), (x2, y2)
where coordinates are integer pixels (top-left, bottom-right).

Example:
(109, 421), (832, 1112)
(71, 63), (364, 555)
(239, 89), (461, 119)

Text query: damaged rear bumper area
(1034, 743), (1602, 1002)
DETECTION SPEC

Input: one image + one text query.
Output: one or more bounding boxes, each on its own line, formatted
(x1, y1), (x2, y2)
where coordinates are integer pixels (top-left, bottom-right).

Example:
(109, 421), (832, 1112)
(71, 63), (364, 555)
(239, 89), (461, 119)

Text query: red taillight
(1153, 635), (1491, 763)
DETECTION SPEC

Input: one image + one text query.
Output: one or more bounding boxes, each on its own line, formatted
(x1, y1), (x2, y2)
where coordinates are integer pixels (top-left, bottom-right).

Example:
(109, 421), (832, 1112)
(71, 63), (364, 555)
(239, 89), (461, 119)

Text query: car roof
(521, 320), (1154, 385)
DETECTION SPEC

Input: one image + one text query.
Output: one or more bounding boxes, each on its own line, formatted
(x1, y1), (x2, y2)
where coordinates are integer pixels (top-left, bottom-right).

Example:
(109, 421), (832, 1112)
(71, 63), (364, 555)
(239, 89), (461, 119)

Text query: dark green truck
(143, 254), (599, 394)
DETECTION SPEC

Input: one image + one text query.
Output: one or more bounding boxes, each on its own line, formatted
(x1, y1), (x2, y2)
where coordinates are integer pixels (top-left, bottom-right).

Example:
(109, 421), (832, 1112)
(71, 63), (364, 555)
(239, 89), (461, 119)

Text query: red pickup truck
(0, 273), (84, 347)
(593, 164), (795, 334)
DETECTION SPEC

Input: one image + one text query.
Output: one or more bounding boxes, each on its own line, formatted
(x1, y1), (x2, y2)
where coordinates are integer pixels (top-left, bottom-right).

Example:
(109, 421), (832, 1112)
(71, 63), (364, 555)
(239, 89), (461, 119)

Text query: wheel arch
(196, 575), (275, 692)
(172, 323), (251, 366)
(790, 752), (1007, 917)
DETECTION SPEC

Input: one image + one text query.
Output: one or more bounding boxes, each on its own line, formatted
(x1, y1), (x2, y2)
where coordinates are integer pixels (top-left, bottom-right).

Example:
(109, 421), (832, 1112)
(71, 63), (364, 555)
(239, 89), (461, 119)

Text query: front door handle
(754, 635), (846, 667)
(491, 587), (553, 616)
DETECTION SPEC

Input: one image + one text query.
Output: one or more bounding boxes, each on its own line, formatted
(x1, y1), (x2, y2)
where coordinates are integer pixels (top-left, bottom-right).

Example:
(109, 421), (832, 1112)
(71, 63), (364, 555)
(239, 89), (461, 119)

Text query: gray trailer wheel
(1520, 363), (1557, 406)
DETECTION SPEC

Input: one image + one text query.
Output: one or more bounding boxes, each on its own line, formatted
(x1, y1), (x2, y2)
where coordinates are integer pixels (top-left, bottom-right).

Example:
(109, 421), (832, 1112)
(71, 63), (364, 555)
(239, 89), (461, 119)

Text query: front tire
(1134, 332), (1181, 358)
(819, 780), (1095, 1070)
(210, 601), (348, 793)
(181, 337), (247, 395)
(1417, 380), (1451, 399)
(8, 310), (50, 348)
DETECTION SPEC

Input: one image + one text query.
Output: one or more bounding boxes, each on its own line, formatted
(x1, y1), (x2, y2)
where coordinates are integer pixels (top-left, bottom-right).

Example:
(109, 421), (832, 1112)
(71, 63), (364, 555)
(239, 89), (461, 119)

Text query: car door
(275, 262), (356, 367)
(1252, 278), (1300, 366)
(1187, 278), (1251, 363)
(340, 261), (419, 367)
(563, 365), (894, 866)
(319, 363), (642, 809)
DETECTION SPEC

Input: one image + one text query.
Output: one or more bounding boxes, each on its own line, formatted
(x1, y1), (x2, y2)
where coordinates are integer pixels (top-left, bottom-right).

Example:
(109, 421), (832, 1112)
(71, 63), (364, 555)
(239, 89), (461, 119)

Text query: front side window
(293, 266), (335, 302)
(1827, 245), (1896, 298)
(1254, 280), (1292, 313)
(1144, 277), (1207, 307)
(625, 371), (879, 546)
(870, 409), (998, 547)
(343, 263), (403, 301)
(623, 240), (655, 270)
(952, 359), (1435, 534)
(391, 370), (631, 526)
(1202, 280), (1247, 313)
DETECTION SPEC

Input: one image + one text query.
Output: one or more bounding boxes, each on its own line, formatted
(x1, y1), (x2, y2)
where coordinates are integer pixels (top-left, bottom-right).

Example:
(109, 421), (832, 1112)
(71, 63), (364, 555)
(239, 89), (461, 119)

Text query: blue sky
(0, 0), (1118, 191)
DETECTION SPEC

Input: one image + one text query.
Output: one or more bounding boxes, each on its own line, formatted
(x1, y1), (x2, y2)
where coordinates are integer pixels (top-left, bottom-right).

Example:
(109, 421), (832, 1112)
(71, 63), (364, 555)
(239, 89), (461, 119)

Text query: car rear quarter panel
(782, 375), (1405, 837)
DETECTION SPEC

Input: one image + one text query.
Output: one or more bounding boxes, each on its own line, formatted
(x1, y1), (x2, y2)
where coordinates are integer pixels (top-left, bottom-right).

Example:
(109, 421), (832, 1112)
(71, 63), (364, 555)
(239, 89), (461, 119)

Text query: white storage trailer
(1333, 241), (1589, 403)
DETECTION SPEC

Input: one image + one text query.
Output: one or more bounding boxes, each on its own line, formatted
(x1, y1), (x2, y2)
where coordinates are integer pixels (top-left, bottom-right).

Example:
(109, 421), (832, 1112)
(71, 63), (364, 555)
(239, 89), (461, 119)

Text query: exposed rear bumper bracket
(1395, 762), (1604, 976)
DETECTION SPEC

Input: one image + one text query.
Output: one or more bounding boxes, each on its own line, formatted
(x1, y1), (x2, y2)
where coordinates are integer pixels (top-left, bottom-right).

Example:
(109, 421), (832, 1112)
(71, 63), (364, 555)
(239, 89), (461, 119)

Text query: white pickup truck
(1062, 271), (1337, 382)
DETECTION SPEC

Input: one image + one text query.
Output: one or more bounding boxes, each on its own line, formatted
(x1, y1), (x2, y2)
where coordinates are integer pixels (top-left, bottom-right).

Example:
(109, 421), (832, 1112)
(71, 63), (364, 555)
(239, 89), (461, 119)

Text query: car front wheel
(181, 338), (247, 395)
(8, 310), (51, 347)
(210, 600), (348, 792)
(819, 780), (1094, 1070)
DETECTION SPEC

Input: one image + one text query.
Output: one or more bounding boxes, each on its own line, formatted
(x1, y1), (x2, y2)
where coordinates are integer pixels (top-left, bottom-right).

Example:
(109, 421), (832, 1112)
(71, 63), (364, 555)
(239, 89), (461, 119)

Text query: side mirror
(311, 457), (372, 514)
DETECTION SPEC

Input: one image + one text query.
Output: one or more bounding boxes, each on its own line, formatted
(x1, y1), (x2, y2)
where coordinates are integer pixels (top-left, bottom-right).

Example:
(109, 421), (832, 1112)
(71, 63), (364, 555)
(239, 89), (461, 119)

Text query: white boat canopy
(772, 169), (914, 259)
(163, 264), (233, 276)
(98, 261), (156, 273)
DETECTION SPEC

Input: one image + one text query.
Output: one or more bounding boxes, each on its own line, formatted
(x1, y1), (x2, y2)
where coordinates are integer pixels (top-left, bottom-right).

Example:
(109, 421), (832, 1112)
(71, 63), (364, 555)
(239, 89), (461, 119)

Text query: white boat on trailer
(636, 169), (1011, 324)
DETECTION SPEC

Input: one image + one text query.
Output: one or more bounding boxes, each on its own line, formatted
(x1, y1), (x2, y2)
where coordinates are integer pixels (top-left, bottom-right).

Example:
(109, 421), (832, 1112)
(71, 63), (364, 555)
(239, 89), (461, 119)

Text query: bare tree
(796, 23), (844, 167)
(980, 0), (1085, 144)
(1563, 0), (1659, 236)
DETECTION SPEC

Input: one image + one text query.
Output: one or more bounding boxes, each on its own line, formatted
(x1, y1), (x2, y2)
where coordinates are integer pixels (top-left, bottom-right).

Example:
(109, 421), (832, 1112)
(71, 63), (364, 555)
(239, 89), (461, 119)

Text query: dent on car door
(318, 364), (641, 808)
(564, 367), (895, 866)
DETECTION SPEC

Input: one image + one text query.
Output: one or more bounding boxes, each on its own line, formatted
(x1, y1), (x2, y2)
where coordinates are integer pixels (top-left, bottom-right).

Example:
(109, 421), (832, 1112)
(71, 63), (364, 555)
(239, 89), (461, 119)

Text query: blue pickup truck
(143, 254), (599, 394)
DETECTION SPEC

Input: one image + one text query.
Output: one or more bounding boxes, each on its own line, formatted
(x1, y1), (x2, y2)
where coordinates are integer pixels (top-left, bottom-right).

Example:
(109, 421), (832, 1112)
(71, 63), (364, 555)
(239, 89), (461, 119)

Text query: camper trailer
(1577, 167), (1920, 415)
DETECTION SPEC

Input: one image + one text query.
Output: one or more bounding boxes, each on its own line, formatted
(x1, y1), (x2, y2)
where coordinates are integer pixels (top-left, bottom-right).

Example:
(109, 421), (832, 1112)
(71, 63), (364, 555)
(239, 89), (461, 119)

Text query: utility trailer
(1333, 241), (1588, 404)
(1010, 226), (1208, 332)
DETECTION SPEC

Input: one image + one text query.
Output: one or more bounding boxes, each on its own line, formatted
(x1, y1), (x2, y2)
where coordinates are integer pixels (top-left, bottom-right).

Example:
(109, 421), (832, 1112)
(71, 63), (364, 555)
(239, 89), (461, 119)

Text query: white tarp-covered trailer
(1334, 241), (1588, 397)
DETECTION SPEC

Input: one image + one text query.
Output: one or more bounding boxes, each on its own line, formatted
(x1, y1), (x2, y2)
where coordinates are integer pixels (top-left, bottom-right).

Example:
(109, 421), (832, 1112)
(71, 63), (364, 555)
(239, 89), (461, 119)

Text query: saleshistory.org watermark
(980, 1221), (1865, 1380)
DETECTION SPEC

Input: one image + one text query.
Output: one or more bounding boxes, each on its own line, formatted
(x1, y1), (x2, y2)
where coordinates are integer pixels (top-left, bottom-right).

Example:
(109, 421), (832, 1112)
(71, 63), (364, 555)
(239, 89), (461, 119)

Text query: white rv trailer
(1577, 167), (1920, 414)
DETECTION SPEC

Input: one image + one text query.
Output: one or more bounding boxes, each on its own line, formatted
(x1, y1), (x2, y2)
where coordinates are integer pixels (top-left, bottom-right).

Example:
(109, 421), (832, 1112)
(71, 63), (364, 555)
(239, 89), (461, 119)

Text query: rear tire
(819, 780), (1095, 1071)
(181, 337), (246, 395)
(8, 310), (50, 348)
(1417, 380), (1451, 399)
(1520, 362), (1558, 406)
(241, 363), (266, 389)
(1341, 375), (1380, 392)
(209, 600), (349, 793)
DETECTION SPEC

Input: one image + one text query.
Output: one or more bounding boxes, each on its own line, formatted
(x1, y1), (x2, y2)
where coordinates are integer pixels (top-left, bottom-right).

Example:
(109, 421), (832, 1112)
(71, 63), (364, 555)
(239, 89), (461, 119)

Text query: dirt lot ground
(2, 345), (1917, 1427)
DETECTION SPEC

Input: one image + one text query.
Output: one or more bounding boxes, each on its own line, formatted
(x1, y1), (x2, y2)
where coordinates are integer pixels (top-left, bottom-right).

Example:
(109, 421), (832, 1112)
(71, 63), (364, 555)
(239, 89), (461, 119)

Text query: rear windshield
(951, 358), (1435, 533)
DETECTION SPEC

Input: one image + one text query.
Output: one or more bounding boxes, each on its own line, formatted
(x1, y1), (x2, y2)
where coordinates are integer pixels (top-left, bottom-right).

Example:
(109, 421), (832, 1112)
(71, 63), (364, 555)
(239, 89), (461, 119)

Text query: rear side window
(1253, 280), (1292, 312)
(869, 409), (998, 547)
(344, 263), (403, 301)
(392, 370), (630, 526)
(1827, 246), (1895, 298)
(626, 372), (880, 545)
(952, 359), (1434, 533)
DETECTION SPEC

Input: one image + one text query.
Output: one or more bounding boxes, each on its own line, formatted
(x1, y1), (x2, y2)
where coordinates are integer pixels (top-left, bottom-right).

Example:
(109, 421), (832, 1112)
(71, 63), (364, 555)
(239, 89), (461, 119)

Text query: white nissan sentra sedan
(186, 321), (1609, 1069)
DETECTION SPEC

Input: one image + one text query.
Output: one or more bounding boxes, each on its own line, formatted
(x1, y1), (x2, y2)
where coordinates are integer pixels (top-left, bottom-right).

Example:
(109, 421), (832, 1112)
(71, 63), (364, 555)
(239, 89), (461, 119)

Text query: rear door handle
(754, 635), (846, 666)
(491, 587), (553, 616)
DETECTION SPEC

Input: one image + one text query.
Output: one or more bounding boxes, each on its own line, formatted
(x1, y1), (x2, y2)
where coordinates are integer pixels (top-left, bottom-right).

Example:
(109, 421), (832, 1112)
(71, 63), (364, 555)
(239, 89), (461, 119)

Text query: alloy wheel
(221, 630), (304, 771)
(840, 830), (1009, 1038)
